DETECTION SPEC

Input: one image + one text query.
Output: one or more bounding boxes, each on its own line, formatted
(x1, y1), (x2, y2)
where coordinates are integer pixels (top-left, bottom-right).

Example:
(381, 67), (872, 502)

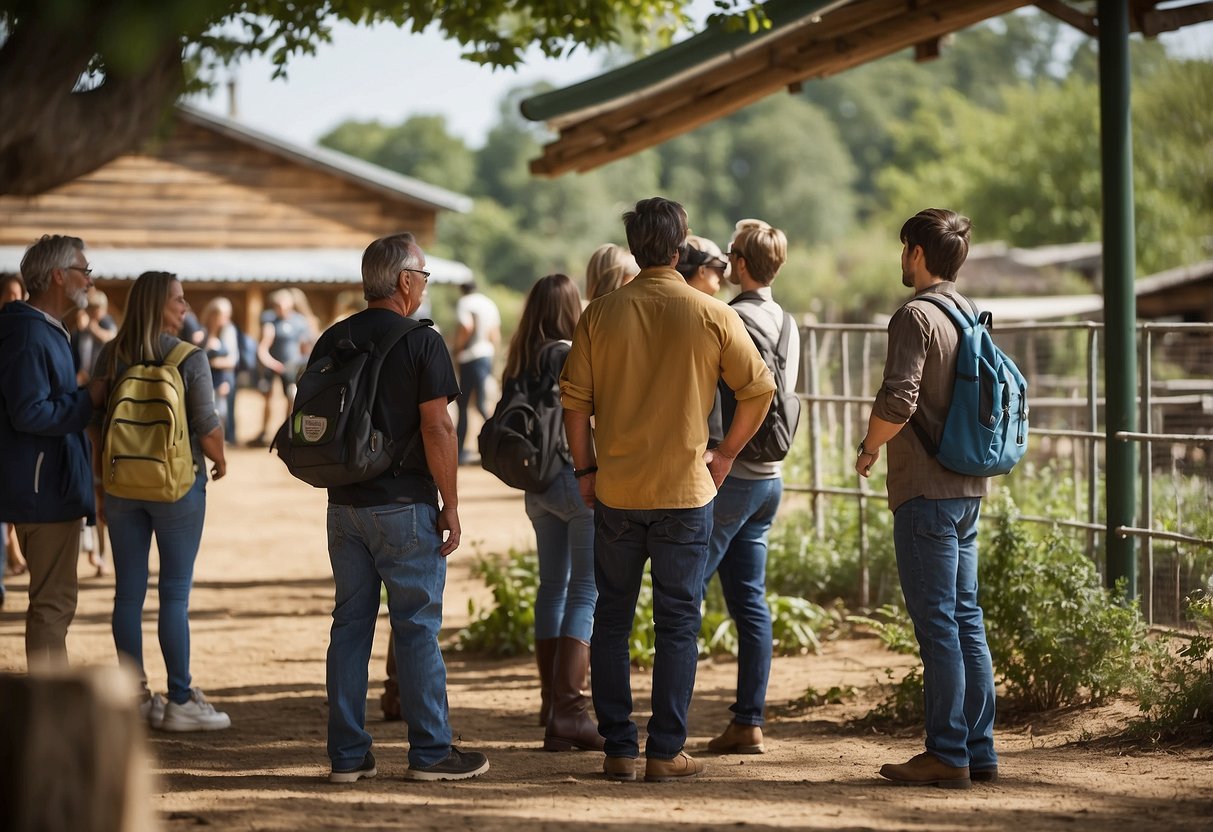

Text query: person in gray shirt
(91, 271), (230, 733)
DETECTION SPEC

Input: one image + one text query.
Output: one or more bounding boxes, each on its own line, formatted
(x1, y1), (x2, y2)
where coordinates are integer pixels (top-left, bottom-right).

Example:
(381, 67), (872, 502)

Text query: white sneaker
(139, 693), (167, 729)
(160, 688), (231, 732)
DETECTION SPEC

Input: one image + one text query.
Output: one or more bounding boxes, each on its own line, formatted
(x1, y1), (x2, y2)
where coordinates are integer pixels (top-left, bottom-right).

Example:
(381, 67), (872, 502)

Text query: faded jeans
(702, 475), (780, 726)
(326, 501), (452, 770)
(106, 470), (207, 704)
(893, 496), (998, 770)
(525, 465), (596, 642)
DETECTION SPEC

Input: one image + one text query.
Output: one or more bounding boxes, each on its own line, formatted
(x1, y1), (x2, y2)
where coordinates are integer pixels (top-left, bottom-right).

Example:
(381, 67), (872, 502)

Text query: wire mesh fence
(786, 318), (1213, 627)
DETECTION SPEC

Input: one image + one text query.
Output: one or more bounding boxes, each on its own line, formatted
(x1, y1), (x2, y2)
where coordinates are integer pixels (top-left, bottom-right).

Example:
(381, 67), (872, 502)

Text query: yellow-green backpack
(102, 341), (198, 502)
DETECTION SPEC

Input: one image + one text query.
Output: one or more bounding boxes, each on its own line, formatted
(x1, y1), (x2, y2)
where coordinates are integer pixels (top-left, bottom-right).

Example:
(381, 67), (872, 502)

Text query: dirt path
(2, 441), (1211, 831)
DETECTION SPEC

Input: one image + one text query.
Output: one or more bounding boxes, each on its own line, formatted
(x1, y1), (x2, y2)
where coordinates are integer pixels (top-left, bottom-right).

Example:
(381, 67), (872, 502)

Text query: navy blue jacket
(0, 301), (95, 524)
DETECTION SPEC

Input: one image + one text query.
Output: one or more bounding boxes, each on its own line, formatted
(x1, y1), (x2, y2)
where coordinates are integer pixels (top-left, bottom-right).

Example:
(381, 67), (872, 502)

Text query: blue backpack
(909, 294), (1028, 477)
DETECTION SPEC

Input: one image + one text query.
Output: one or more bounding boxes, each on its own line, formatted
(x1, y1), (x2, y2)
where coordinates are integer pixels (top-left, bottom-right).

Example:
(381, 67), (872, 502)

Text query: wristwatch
(856, 440), (876, 459)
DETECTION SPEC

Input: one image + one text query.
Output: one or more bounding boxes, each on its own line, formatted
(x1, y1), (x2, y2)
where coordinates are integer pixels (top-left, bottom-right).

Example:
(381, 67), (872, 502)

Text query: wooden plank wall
(0, 119), (437, 249)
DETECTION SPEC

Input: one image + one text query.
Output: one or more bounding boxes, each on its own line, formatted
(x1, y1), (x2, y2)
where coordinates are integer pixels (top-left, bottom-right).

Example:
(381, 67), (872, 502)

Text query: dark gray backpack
(272, 318), (427, 487)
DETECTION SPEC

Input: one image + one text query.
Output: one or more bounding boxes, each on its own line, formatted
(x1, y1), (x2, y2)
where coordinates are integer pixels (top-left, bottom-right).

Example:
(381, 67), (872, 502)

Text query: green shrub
(454, 549), (537, 657)
(455, 547), (842, 666)
(1131, 593), (1213, 741)
(981, 496), (1149, 711)
(765, 507), (898, 609)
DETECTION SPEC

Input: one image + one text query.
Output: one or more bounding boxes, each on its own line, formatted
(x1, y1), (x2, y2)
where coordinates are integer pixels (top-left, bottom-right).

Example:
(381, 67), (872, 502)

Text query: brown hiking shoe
(879, 752), (971, 789)
(971, 766), (999, 783)
(644, 751), (704, 783)
(706, 721), (765, 754)
(603, 756), (637, 782)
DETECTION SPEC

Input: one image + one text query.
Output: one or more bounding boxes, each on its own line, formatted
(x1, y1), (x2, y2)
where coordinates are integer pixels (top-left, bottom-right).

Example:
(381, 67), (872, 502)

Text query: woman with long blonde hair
(503, 274), (603, 753)
(584, 243), (638, 301)
(92, 271), (230, 732)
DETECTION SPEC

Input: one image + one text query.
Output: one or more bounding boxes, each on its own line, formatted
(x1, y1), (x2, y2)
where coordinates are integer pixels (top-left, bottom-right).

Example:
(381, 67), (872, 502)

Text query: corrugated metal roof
(176, 104), (474, 215)
(0, 246), (473, 285)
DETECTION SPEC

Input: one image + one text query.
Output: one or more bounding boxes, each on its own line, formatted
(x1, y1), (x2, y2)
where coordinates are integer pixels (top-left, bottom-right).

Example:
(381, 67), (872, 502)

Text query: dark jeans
(590, 501), (711, 761)
(456, 356), (493, 457)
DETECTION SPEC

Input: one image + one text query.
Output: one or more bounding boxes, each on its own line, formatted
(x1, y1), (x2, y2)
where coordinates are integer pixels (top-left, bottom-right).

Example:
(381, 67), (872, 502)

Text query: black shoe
(405, 747), (489, 781)
(330, 751), (377, 783)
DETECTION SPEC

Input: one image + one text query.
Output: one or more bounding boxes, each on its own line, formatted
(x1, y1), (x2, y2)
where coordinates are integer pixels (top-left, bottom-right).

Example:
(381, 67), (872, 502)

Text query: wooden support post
(0, 667), (156, 832)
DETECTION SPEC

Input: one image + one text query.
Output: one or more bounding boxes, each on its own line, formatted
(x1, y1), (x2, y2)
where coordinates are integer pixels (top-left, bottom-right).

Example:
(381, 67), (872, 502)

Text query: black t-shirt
(312, 308), (460, 508)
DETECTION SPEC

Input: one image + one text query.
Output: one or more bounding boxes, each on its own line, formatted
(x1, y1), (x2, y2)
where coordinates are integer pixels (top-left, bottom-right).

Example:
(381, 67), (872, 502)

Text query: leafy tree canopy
(0, 0), (757, 194)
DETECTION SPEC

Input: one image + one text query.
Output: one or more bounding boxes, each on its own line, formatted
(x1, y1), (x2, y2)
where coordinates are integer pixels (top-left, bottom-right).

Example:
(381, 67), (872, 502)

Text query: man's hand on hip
(704, 448), (735, 489)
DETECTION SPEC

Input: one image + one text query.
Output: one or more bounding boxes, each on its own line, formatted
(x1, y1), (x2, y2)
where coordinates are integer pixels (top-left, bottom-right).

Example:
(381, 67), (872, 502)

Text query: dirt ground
(2, 397), (1211, 831)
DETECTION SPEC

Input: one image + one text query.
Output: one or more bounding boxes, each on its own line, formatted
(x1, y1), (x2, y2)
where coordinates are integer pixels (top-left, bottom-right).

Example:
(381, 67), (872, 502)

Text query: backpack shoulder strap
(910, 293), (977, 331)
(162, 340), (200, 368)
(367, 316), (432, 475)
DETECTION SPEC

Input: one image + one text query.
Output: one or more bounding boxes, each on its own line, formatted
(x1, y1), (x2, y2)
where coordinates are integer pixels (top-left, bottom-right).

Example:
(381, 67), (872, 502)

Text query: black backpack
(478, 342), (569, 493)
(272, 317), (428, 488)
(718, 295), (801, 464)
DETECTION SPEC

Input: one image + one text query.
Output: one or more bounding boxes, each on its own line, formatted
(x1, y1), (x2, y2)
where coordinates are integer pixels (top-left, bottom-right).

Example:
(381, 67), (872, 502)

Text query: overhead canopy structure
(523, 0), (1213, 597)
(521, 0), (1213, 176)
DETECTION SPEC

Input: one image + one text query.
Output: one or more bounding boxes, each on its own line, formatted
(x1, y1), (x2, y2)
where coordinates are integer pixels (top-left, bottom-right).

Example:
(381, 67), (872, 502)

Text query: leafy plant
(848, 603), (919, 657)
(454, 549), (537, 657)
(981, 496), (1149, 711)
(856, 666), (925, 730)
(1131, 593), (1213, 741)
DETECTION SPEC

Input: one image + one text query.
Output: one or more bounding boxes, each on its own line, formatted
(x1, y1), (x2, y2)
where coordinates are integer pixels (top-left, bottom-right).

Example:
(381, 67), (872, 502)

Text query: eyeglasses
(727, 247), (745, 261)
(66, 265), (93, 276)
(401, 267), (430, 282)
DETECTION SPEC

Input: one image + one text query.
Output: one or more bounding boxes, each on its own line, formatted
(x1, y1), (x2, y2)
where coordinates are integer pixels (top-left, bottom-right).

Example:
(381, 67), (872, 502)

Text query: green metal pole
(1099, 0), (1137, 597)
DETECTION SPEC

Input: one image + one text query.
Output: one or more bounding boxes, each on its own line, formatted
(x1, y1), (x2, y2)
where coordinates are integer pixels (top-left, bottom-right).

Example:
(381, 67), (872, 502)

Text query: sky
(188, 10), (1213, 153)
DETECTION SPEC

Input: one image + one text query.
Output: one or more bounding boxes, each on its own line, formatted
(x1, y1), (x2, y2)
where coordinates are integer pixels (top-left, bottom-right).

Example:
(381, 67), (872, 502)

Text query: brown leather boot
(543, 637), (605, 751)
(706, 721), (765, 754)
(535, 638), (559, 727)
(381, 637), (401, 721)
(879, 752), (971, 789)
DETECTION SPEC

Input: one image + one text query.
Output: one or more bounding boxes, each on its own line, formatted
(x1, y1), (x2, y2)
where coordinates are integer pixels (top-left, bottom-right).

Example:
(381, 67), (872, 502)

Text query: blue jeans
(525, 465), (596, 643)
(326, 502), (451, 770)
(456, 356), (493, 456)
(106, 471), (207, 704)
(702, 476), (780, 726)
(591, 501), (711, 761)
(893, 496), (998, 770)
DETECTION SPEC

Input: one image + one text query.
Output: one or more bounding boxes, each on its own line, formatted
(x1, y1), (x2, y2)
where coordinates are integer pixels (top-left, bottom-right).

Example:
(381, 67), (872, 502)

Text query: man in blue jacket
(0, 234), (102, 668)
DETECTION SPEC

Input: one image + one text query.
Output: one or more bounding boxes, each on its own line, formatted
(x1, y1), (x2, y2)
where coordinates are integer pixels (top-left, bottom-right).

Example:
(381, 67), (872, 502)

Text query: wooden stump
(0, 666), (155, 832)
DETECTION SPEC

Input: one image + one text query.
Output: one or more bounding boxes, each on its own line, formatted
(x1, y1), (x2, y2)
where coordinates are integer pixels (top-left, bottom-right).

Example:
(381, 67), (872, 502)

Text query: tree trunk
(0, 3), (184, 196)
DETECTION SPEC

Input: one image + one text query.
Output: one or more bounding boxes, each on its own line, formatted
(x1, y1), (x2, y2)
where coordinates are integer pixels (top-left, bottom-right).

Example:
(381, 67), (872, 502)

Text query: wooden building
(0, 104), (472, 331)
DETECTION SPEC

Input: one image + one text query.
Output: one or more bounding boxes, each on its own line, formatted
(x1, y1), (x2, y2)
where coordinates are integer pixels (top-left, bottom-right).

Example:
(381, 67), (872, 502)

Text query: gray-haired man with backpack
(312, 232), (488, 784)
(857, 209), (997, 789)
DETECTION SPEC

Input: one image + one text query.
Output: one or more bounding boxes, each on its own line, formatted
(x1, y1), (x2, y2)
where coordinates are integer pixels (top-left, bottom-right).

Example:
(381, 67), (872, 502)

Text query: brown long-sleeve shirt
(873, 282), (989, 512)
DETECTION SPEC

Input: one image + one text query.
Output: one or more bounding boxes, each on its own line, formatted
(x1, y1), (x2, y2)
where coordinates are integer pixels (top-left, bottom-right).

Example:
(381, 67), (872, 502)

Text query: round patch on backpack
(301, 414), (328, 443)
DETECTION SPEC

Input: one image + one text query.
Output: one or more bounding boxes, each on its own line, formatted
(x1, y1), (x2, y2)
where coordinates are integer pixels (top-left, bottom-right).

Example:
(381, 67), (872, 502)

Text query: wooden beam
(915, 37), (942, 61)
(532, 0), (1031, 177)
(1138, 1), (1213, 37)
(1035, 0), (1098, 36)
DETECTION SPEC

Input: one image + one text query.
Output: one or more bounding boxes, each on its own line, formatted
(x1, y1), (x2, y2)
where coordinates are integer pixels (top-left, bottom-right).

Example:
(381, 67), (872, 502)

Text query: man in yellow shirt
(560, 197), (775, 783)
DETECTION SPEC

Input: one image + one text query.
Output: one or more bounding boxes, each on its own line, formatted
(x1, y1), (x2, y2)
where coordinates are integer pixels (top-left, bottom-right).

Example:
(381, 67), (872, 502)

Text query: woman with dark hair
(675, 235), (728, 297)
(504, 273), (604, 752)
(91, 271), (230, 732)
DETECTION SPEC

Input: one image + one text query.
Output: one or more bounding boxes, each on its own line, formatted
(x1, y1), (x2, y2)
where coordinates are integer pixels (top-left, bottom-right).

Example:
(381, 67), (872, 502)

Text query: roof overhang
(521, 0), (1213, 176)
(0, 246), (473, 285)
(176, 104), (473, 214)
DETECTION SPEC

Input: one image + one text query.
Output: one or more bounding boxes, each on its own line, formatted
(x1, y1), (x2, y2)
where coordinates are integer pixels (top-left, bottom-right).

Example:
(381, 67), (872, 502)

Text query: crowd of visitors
(0, 202), (1000, 789)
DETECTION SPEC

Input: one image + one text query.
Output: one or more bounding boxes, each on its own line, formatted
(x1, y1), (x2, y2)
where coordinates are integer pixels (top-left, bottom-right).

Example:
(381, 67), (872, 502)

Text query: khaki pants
(15, 519), (82, 669)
